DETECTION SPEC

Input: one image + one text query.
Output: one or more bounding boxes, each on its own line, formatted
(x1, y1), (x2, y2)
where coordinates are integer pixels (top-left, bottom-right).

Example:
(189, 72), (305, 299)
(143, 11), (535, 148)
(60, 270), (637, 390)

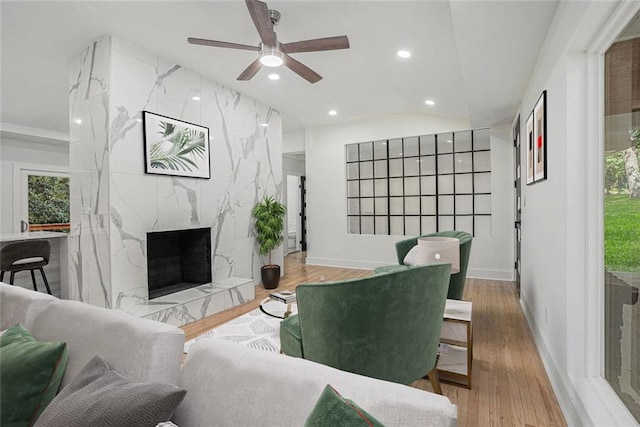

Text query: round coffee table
(259, 297), (297, 319)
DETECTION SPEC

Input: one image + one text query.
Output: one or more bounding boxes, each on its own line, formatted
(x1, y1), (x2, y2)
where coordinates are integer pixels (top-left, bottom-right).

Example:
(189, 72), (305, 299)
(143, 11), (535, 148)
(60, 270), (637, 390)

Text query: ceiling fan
(187, 0), (350, 84)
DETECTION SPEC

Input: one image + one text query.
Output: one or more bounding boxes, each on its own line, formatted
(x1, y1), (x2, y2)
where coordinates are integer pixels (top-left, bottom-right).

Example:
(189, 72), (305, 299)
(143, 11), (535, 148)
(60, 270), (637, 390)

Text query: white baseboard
(519, 297), (586, 427)
(521, 299), (638, 427)
(523, 294), (640, 426)
(306, 258), (515, 282)
(304, 257), (379, 270)
(466, 268), (514, 281)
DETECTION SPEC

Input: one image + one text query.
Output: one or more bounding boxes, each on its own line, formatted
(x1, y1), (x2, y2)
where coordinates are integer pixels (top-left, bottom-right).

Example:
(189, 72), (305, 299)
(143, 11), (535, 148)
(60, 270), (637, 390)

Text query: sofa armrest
(31, 300), (185, 387)
(0, 282), (57, 331)
(173, 340), (457, 427)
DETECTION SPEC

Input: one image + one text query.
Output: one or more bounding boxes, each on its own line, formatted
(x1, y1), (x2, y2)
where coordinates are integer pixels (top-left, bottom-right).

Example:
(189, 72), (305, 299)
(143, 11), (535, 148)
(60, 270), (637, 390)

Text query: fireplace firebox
(147, 228), (212, 299)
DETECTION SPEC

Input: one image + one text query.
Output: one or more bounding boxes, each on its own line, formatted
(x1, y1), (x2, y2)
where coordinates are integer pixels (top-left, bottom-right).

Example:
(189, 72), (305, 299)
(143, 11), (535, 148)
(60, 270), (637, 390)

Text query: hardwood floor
(181, 253), (566, 427)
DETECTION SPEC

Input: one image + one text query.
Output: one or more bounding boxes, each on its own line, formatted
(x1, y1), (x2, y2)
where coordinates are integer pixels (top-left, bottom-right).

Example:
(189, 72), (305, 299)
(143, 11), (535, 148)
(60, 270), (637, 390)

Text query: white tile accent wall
(69, 35), (282, 310)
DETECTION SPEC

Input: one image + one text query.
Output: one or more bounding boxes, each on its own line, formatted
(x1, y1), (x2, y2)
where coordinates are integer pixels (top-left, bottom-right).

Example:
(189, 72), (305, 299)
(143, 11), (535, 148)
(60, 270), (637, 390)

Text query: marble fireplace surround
(67, 35), (283, 326)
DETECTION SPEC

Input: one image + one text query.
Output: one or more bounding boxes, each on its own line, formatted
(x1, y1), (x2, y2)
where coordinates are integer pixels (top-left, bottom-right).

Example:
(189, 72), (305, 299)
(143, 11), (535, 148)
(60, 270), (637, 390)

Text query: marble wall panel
(109, 48), (159, 174)
(200, 181), (235, 277)
(110, 173), (158, 297)
(200, 82), (235, 183)
(79, 214), (111, 307)
(234, 237), (259, 285)
(69, 36), (110, 134)
(222, 281), (255, 309)
(233, 159), (259, 241)
(155, 58), (201, 124)
(69, 35), (112, 308)
(156, 177), (202, 230)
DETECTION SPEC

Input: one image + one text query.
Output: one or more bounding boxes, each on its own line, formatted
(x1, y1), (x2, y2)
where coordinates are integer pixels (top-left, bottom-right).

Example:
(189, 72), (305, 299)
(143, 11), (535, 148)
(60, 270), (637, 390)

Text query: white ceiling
(0, 1), (559, 137)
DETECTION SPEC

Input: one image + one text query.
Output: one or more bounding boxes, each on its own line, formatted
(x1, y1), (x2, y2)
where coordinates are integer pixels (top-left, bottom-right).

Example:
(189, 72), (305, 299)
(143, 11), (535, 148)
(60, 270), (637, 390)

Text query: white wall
(0, 138), (69, 233)
(518, 1), (639, 425)
(283, 129), (305, 154)
(304, 111), (514, 280)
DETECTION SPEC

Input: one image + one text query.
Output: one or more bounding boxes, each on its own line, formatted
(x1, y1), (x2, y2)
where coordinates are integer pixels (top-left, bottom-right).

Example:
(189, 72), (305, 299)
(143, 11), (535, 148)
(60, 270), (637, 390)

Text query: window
(27, 174), (70, 232)
(15, 167), (70, 233)
(346, 129), (491, 237)
(603, 10), (640, 422)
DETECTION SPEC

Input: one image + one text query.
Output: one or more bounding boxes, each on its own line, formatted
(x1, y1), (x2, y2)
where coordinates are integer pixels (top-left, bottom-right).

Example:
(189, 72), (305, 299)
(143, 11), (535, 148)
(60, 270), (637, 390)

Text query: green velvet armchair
(392, 230), (472, 300)
(280, 263), (451, 393)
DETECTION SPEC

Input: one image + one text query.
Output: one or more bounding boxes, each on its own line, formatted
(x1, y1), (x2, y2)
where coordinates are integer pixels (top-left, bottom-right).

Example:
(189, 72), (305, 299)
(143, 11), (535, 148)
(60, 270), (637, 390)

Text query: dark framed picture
(533, 90), (547, 182)
(526, 110), (534, 185)
(143, 111), (211, 179)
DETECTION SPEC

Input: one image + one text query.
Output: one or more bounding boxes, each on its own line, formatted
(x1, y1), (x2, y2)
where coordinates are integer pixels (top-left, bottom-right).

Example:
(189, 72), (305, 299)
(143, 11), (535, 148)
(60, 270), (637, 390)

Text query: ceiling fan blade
(188, 38), (260, 51)
(282, 53), (322, 84)
(237, 58), (263, 81)
(245, 0), (276, 47)
(281, 36), (350, 54)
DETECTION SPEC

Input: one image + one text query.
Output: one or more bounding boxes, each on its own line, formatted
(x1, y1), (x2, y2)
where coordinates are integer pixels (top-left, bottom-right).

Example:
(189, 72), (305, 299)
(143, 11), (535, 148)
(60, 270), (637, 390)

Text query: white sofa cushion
(173, 340), (457, 427)
(31, 300), (185, 387)
(0, 282), (57, 330)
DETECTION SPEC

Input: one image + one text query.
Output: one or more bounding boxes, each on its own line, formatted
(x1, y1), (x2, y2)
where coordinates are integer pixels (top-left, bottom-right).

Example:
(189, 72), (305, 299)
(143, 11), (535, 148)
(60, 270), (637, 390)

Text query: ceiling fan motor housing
(269, 9), (281, 25)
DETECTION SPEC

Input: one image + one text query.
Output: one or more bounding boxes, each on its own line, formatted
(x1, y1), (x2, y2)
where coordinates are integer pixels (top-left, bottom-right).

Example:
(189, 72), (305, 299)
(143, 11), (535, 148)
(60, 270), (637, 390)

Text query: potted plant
(252, 195), (286, 289)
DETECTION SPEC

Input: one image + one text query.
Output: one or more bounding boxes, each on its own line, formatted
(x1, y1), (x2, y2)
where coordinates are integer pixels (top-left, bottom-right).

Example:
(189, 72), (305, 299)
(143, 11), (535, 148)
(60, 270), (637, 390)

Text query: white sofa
(1, 282), (457, 426)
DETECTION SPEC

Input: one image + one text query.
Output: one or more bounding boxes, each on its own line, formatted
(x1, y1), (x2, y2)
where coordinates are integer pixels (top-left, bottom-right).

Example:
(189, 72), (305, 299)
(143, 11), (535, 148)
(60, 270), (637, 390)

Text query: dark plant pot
(261, 265), (281, 289)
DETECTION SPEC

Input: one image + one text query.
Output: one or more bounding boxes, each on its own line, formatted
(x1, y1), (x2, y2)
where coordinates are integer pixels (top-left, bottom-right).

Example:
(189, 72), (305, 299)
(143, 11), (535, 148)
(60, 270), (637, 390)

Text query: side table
(437, 299), (473, 388)
(259, 297), (296, 319)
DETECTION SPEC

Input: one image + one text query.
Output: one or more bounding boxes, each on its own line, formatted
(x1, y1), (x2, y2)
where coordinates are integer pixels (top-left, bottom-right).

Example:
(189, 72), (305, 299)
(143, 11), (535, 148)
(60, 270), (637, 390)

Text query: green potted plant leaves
(252, 195), (286, 289)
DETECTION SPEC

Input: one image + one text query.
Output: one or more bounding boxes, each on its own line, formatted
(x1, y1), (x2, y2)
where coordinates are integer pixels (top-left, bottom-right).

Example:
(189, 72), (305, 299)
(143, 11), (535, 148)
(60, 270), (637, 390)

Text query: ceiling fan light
(260, 54), (283, 67)
(260, 45), (283, 67)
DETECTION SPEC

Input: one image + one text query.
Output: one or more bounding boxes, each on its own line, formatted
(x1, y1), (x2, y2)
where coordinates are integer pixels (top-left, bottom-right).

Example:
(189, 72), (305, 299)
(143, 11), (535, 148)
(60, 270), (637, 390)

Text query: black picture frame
(526, 110), (535, 185)
(526, 90), (547, 185)
(143, 111), (211, 179)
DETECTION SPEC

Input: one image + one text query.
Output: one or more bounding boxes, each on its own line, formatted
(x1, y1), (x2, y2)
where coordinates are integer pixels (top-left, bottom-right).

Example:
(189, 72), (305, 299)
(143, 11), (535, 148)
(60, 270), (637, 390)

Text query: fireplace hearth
(147, 228), (212, 299)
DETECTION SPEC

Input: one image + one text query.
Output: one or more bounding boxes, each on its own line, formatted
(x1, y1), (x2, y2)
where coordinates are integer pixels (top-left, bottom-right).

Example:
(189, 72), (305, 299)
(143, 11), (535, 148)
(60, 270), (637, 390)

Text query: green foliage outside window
(28, 175), (70, 225)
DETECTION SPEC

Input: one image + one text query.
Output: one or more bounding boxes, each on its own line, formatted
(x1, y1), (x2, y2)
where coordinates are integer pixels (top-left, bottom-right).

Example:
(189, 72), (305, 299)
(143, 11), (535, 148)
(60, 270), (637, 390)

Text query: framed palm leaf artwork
(143, 111), (211, 179)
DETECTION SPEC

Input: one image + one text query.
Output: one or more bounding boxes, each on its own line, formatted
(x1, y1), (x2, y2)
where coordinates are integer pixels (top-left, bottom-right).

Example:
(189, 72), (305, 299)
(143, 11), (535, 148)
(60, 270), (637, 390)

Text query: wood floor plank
(180, 254), (567, 427)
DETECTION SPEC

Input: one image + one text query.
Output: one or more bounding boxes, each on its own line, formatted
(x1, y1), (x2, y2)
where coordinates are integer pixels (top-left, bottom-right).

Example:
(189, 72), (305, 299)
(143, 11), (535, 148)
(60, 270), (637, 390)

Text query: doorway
(513, 116), (521, 296)
(285, 175), (301, 254)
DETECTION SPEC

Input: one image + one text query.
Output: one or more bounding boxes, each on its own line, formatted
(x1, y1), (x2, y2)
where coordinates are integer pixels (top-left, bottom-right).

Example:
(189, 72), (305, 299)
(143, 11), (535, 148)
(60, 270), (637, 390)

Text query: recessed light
(192, 96), (201, 101)
(425, 99), (435, 106)
(397, 50), (411, 58)
(447, 139), (453, 143)
(136, 118), (142, 123)
(74, 119), (82, 124)
(268, 73), (280, 80)
(328, 110), (337, 116)
(260, 123), (269, 127)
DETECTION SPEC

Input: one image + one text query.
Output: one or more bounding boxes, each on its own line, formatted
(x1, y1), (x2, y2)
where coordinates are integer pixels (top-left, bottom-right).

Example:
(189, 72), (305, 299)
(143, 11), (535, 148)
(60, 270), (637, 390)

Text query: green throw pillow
(305, 385), (385, 427)
(0, 323), (68, 427)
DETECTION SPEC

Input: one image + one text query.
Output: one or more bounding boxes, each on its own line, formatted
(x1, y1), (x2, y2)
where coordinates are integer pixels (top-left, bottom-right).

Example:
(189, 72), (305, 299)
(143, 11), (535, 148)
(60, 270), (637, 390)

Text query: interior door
(513, 116), (522, 295)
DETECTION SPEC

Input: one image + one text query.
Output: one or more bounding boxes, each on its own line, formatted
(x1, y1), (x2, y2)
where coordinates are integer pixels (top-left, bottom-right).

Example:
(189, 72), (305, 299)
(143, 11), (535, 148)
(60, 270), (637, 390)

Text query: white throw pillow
(403, 245), (420, 265)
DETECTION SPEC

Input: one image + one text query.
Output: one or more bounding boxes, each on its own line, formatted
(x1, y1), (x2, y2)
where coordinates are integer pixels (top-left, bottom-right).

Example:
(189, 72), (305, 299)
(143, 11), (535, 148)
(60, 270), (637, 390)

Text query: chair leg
(39, 268), (52, 295)
(10, 271), (15, 285)
(30, 269), (39, 292)
(424, 368), (443, 395)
